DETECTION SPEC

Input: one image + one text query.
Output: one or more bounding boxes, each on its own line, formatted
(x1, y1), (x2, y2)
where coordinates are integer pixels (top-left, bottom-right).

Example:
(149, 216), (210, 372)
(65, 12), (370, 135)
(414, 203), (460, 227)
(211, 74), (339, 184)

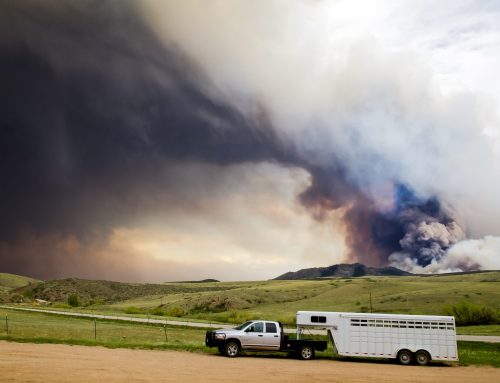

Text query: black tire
(299, 345), (315, 360)
(397, 349), (413, 365)
(224, 341), (240, 357)
(415, 350), (431, 366)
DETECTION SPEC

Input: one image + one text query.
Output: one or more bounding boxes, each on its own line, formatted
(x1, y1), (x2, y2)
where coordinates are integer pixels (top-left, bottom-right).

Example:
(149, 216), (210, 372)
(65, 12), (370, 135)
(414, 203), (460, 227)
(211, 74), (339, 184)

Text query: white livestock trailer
(296, 311), (458, 365)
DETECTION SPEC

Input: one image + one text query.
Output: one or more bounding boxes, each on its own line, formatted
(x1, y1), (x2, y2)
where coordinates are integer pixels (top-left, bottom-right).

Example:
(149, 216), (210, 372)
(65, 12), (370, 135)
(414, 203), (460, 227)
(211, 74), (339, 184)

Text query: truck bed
(280, 336), (328, 352)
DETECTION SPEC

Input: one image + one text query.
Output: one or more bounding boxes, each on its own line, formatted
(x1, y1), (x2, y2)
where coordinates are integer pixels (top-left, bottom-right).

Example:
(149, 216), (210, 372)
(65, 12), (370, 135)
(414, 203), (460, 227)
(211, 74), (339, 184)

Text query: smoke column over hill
(0, 0), (499, 279)
(141, 0), (500, 273)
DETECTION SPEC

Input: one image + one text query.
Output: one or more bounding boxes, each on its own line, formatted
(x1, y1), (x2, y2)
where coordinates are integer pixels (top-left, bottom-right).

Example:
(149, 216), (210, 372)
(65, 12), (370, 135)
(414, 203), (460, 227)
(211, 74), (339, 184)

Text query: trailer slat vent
(349, 318), (455, 330)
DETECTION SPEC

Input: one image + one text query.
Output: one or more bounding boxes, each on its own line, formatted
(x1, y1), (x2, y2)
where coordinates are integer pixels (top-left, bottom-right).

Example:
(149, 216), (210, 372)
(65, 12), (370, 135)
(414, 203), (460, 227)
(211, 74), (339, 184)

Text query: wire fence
(0, 309), (204, 346)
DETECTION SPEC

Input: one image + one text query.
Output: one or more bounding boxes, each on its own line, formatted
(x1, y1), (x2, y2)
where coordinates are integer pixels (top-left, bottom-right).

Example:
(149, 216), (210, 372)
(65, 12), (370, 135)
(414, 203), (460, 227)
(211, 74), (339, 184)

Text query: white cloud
(390, 235), (500, 273)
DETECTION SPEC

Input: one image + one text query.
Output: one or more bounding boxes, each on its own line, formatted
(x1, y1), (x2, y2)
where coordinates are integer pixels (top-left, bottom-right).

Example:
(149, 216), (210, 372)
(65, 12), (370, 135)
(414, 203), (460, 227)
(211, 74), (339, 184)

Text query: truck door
(262, 322), (281, 350)
(241, 322), (265, 349)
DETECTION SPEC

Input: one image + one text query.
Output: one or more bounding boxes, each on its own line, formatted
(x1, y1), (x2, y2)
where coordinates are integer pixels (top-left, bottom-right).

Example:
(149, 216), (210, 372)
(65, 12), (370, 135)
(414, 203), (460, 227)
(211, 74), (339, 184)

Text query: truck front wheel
(224, 341), (240, 357)
(299, 345), (315, 360)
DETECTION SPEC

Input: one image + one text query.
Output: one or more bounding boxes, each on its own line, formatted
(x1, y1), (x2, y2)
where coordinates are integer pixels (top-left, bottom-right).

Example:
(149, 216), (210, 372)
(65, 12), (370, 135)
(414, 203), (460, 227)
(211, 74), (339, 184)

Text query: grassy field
(0, 308), (498, 367)
(455, 341), (500, 367)
(456, 325), (500, 335)
(2, 271), (499, 334)
(98, 272), (500, 326)
(0, 308), (211, 352)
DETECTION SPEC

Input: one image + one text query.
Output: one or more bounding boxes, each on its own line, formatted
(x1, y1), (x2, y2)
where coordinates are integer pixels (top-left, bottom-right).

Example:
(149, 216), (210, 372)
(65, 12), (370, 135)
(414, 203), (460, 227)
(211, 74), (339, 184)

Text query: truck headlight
(214, 333), (226, 340)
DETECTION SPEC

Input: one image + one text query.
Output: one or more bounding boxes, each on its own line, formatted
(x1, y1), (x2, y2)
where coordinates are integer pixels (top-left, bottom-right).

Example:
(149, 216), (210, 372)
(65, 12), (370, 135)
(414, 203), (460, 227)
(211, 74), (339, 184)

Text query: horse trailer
(296, 311), (458, 365)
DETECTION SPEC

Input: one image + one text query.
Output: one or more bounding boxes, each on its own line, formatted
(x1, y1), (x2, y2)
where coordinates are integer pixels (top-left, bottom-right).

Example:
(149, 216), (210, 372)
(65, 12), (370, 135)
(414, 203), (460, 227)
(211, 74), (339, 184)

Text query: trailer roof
(297, 311), (454, 321)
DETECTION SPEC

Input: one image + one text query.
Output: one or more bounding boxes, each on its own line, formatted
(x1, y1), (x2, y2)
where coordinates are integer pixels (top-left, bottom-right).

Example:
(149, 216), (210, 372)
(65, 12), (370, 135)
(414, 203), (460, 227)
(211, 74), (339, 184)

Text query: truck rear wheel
(415, 350), (431, 366)
(397, 349), (413, 365)
(224, 341), (240, 357)
(299, 345), (315, 360)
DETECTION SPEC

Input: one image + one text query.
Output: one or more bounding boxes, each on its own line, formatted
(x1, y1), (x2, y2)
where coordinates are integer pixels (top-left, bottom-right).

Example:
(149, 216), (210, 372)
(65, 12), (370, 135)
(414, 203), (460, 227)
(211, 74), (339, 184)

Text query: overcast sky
(1, 0), (499, 281)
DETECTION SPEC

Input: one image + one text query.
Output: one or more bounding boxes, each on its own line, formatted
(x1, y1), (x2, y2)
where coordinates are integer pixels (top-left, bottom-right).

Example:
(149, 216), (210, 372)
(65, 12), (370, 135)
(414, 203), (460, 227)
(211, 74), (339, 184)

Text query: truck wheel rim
(227, 344), (238, 356)
(302, 348), (312, 359)
(400, 353), (410, 363)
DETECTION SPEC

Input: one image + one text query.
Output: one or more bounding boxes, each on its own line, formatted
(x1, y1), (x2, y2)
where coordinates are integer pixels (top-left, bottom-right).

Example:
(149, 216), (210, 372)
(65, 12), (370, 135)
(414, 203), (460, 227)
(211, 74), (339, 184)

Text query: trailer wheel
(397, 349), (413, 365)
(415, 350), (431, 366)
(299, 345), (315, 360)
(224, 341), (240, 357)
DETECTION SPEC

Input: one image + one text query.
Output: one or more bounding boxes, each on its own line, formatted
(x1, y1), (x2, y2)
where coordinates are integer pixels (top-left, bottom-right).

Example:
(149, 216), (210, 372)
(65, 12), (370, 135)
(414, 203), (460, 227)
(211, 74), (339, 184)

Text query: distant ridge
(177, 279), (220, 283)
(274, 263), (412, 280)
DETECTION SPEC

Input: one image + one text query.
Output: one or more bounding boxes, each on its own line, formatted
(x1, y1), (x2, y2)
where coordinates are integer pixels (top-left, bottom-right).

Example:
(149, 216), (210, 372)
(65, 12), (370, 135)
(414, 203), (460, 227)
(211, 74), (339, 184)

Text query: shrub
(92, 298), (105, 306)
(149, 307), (166, 316)
(9, 294), (25, 303)
(67, 294), (79, 307)
(217, 310), (252, 324)
(52, 303), (71, 309)
(165, 306), (184, 317)
(125, 306), (142, 315)
(445, 302), (499, 326)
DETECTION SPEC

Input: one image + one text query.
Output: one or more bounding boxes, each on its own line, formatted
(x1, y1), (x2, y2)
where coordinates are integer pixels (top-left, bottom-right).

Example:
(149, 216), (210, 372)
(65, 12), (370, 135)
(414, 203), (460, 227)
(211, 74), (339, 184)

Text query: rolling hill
(1, 271), (499, 328)
(0, 278), (237, 304)
(0, 273), (39, 293)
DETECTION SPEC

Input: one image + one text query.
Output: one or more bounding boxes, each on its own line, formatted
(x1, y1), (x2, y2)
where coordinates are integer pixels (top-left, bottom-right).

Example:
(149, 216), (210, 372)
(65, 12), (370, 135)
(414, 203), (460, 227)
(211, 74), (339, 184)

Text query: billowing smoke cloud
(1, 0), (499, 280)
(139, 0), (500, 273)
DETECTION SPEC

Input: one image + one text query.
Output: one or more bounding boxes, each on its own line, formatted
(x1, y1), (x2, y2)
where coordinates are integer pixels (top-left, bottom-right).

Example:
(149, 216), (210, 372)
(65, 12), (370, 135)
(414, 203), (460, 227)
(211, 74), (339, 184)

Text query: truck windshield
(233, 321), (253, 330)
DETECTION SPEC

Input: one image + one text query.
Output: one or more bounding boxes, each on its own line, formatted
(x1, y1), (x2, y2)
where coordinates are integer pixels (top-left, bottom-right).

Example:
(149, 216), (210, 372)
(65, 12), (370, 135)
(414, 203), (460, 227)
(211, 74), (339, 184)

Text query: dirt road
(0, 341), (498, 383)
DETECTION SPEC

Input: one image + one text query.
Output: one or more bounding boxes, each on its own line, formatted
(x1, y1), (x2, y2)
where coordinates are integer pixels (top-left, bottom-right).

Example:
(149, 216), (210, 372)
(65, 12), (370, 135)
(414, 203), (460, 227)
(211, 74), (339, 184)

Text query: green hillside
(1, 278), (239, 304)
(0, 273), (38, 292)
(2, 272), (499, 327)
(102, 272), (500, 324)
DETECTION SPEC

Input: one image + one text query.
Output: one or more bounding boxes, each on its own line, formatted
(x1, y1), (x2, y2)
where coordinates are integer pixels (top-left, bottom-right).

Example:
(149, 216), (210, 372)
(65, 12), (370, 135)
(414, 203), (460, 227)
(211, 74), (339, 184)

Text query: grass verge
(1, 308), (498, 367)
(456, 341), (500, 368)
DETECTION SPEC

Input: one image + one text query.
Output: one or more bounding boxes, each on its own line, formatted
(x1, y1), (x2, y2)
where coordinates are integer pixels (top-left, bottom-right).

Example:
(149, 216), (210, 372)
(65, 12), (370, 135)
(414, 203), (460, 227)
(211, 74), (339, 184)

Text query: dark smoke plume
(0, 0), (288, 238)
(0, 0), (470, 278)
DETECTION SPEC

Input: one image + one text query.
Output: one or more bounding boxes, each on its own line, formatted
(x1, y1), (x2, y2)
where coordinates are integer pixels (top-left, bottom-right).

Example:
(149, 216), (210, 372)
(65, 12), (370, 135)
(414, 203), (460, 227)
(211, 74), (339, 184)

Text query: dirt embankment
(0, 341), (498, 383)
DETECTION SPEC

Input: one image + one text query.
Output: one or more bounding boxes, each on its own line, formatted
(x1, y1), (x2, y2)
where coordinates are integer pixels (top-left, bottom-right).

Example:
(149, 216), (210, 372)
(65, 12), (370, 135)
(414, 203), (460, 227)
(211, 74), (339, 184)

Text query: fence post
(94, 319), (97, 340)
(5, 315), (8, 335)
(164, 320), (168, 343)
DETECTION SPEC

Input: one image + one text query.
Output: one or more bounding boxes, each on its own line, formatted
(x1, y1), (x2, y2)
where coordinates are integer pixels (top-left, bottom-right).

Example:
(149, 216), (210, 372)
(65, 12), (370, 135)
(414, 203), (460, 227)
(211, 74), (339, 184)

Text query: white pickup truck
(205, 320), (327, 360)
